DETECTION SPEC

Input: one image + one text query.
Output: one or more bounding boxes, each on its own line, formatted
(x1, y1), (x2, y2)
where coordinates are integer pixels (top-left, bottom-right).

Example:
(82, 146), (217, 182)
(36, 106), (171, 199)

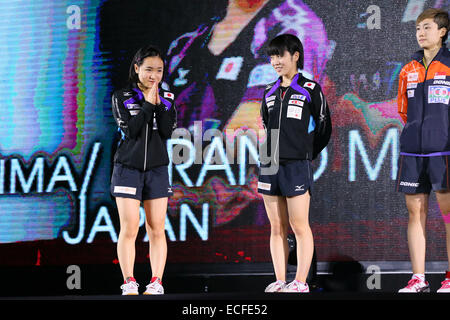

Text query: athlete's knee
(270, 221), (288, 237)
(408, 212), (425, 223)
(407, 207), (427, 222)
(120, 224), (139, 240)
(147, 226), (166, 239)
(435, 191), (450, 224)
(289, 221), (311, 237)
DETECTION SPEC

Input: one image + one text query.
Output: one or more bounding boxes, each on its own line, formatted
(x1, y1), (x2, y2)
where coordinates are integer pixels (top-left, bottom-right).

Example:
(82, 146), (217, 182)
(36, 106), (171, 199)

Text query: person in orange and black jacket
(396, 8), (450, 293)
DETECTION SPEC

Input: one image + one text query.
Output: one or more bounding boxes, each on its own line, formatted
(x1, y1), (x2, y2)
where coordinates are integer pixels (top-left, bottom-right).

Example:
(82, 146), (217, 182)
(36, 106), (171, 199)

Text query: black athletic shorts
(257, 160), (313, 197)
(110, 163), (173, 201)
(396, 154), (450, 194)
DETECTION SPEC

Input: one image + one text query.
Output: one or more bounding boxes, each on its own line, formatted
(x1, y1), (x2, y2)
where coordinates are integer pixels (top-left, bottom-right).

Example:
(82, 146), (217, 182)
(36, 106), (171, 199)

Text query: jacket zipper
(274, 87), (288, 165)
(420, 53), (438, 154)
(144, 123), (148, 171)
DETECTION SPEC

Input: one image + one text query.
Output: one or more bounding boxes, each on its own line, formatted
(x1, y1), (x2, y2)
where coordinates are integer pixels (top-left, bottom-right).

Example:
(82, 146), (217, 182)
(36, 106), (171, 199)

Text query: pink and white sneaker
(437, 271), (450, 293)
(143, 277), (164, 295)
(398, 276), (430, 293)
(437, 279), (450, 293)
(264, 280), (286, 293)
(120, 277), (139, 295)
(282, 280), (309, 293)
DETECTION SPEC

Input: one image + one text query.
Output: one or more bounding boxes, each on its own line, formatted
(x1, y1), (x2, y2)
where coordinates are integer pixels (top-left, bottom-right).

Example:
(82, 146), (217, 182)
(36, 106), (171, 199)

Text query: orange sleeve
(397, 67), (408, 124)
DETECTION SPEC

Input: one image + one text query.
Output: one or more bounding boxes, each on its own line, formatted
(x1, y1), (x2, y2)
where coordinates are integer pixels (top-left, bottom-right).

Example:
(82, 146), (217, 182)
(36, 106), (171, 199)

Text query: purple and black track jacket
(112, 83), (177, 171)
(260, 73), (332, 163)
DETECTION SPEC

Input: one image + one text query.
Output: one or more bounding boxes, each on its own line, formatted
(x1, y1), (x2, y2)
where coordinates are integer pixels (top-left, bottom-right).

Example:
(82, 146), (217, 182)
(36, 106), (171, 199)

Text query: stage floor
(1, 262), (450, 298)
(5, 291), (450, 300)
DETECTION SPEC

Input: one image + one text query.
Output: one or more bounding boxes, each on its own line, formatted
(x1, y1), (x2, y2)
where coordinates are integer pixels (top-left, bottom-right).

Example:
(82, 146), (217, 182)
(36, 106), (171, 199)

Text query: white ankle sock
(413, 273), (425, 282)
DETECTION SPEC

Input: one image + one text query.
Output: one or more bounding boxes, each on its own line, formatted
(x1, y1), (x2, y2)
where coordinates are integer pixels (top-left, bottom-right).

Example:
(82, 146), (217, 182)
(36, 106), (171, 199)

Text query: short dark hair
(128, 45), (165, 85)
(267, 34), (304, 70)
(417, 8), (449, 43)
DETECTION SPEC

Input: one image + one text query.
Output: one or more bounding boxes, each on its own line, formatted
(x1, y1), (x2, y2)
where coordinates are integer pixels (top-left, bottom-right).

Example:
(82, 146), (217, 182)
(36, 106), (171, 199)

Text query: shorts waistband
(400, 151), (450, 157)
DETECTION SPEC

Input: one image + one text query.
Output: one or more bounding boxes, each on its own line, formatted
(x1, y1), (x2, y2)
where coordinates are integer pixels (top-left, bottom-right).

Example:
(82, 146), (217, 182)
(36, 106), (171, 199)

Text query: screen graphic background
(0, 0), (448, 269)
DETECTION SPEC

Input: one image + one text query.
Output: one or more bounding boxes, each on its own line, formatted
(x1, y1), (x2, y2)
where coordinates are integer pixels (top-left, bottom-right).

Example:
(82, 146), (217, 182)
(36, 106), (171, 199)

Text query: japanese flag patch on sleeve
(304, 82), (316, 90)
(164, 91), (174, 100)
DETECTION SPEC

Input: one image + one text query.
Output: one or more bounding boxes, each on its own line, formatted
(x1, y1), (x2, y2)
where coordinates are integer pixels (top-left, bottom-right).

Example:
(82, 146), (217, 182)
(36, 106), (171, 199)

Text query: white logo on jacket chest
(287, 105), (303, 120)
(266, 95), (276, 106)
(407, 72), (419, 82)
(291, 94), (306, 100)
(288, 99), (304, 106)
(125, 103), (140, 109)
(428, 85), (450, 104)
(434, 72), (446, 80)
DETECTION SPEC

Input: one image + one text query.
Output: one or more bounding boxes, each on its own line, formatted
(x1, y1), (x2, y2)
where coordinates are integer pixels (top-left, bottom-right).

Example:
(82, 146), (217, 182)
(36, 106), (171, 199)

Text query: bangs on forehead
(416, 18), (433, 26)
(266, 33), (304, 69)
(267, 39), (287, 57)
(142, 56), (164, 67)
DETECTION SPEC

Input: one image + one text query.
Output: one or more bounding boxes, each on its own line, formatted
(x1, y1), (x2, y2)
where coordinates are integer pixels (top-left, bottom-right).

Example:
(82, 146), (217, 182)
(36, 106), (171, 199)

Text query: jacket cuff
(154, 102), (168, 113)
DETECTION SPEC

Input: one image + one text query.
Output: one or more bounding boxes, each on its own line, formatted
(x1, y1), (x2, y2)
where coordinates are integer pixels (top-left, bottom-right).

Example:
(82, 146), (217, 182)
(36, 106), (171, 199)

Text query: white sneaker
(398, 276), (430, 293)
(264, 280), (286, 293)
(143, 279), (164, 295)
(120, 278), (139, 295)
(282, 280), (309, 293)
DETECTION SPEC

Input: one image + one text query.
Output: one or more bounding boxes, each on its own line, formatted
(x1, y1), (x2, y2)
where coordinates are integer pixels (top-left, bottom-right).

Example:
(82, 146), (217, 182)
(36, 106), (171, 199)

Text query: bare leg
(143, 197), (168, 279)
(435, 191), (450, 271)
(116, 197), (141, 281)
(286, 191), (313, 283)
(262, 194), (289, 281)
(405, 193), (429, 274)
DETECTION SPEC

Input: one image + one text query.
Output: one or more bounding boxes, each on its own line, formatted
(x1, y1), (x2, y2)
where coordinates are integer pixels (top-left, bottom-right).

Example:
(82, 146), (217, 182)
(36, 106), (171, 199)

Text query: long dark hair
(267, 34), (304, 70)
(128, 45), (165, 86)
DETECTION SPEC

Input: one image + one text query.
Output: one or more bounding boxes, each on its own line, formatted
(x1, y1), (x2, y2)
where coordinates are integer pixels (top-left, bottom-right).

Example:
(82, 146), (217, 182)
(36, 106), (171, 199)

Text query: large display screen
(0, 0), (448, 269)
